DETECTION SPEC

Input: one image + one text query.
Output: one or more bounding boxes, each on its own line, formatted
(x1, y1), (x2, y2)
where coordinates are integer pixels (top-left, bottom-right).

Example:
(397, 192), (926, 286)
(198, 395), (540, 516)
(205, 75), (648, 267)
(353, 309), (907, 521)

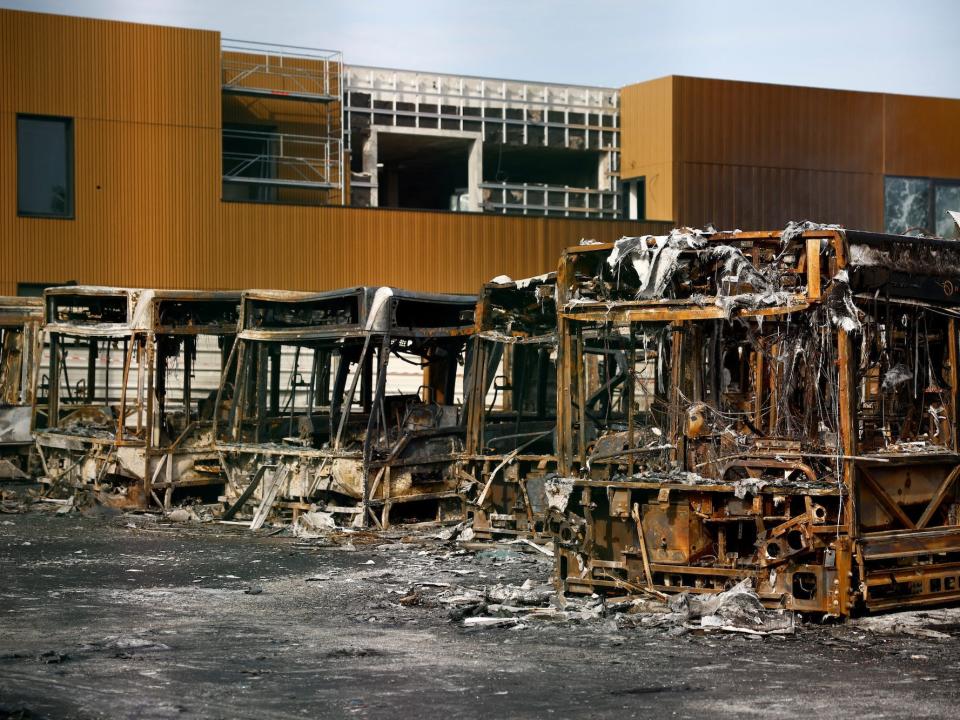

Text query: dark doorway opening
(376, 132), (472, 210)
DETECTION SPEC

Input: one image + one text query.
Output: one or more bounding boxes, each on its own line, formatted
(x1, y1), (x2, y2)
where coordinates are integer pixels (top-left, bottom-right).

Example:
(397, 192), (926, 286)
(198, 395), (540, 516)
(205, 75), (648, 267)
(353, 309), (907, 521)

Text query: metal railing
(222, 129), (342, 190)
(480, 181), (619, 219)
(344, 65), (619, 113)
(222, 39), (342, 103)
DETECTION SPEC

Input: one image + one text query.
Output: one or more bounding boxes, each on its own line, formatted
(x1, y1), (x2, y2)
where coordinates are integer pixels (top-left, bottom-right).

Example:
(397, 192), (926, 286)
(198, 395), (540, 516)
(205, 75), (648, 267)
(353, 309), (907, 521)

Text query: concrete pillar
(362, 132), (379, 207)
(467, 138), (482, 211)
(597, 151), (612, 191)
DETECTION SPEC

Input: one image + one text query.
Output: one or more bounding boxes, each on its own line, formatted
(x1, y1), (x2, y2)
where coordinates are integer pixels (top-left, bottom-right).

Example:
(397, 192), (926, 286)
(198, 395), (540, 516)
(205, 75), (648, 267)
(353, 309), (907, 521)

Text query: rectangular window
(884, 176), (960, 238)
(935, 184), (960, 238)
(17, 115), (74, 218)
(884, 176), (930, 235)
(622, 177), (645, 220)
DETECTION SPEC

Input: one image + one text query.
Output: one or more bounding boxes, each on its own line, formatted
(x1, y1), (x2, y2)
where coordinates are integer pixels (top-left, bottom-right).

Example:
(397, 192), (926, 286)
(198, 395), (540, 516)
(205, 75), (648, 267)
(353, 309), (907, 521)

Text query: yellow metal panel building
(6, 9), (960, 298)
(621, 75), (960, 231)
(1, 9), (669, 295)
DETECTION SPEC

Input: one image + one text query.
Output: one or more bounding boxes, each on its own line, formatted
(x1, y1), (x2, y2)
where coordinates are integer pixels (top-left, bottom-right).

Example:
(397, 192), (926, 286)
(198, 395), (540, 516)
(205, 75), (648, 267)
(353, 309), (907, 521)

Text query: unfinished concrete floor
(2, 509), (960, 719)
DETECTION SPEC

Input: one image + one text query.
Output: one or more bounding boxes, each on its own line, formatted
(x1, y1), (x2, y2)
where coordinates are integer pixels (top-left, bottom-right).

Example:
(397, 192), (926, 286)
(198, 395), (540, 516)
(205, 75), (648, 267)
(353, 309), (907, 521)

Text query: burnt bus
(32, 287), (240, 508)
(552, 227), (960, 615)
(0, 297), (43, 476)
(459, 274), (558, 540)
(214, 287), (475, 528)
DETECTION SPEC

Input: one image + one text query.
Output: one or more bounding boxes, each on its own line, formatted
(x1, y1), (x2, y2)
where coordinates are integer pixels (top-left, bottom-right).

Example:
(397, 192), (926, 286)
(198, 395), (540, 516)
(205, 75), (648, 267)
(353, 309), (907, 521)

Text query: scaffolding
(221, 40), (345, 204)
(222, 128), (343, 190)
(222, 40), (342, 102)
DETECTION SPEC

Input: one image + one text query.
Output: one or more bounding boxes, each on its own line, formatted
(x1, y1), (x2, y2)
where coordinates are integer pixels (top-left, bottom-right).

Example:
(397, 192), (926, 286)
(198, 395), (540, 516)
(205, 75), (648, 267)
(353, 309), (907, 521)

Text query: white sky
(4, 0), (960, 97)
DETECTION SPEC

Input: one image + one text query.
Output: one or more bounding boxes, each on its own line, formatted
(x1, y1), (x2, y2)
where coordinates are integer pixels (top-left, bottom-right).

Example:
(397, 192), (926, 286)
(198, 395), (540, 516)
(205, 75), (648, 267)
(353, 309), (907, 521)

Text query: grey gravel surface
(2, 511), (960, 720)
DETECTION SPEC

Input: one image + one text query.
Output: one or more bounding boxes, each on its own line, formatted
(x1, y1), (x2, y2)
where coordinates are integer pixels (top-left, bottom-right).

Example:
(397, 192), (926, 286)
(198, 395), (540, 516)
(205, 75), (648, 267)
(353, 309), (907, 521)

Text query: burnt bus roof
(476, 273), (558, 338)
(481, 273), (556, 291)
(239, 287), (373, 339)
(844, 231), (960, 305)
(238, 286), (476, 341)
(42, 286), (242, 336)
(558, 228), (960, 313)
(561, 228), (960, 259)
(0, 296), (43, 327)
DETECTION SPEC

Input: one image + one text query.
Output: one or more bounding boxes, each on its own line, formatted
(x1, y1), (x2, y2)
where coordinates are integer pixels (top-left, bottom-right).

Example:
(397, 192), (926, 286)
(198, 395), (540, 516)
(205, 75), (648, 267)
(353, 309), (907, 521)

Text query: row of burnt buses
(4, 227), (960, 616)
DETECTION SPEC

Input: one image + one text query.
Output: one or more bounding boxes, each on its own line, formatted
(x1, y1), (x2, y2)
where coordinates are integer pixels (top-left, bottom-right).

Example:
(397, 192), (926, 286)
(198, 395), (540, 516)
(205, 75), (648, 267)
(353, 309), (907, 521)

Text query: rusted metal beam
(859, 467), (915, 530)
(915, 464), (960, 530)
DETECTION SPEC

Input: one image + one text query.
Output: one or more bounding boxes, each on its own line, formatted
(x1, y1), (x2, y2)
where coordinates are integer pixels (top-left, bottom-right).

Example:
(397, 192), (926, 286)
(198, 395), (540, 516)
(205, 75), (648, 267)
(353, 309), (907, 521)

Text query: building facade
(343, 66), (621, 218)
(620, 76), (960, 235)
(1, 9), (667, 296)
(3, 9), (960, 297)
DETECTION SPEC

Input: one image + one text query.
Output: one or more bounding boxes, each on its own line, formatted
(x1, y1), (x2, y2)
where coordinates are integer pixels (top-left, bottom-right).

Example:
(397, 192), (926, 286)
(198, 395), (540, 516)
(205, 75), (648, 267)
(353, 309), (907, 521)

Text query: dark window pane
(884, 176), (929, 234)
(17, 116), (73, 218)
(934, 183), (960, 238)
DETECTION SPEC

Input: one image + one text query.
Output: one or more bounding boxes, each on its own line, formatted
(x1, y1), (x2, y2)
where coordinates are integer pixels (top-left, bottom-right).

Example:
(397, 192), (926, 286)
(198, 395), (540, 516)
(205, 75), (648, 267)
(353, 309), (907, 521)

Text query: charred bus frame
(551, 228), (960, 615)
(0, 297), (43, 476)
(460, 274), (558, 540)
(215, 287), (476, 528)
(32, 287), (241, 508)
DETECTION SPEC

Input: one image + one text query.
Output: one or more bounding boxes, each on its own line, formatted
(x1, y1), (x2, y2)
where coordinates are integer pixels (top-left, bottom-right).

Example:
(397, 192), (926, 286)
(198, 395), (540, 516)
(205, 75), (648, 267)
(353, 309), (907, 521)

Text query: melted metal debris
(607, 229), (707, 299)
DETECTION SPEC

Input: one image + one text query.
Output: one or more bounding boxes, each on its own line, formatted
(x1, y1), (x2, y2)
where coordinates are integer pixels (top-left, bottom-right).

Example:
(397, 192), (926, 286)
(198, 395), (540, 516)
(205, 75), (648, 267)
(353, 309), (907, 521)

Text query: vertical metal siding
(0, 9), (671, 297)
(0, 10), (220, 125)
(622, 74), (960, 232)
(676, 163), (881, 232)
(1, 9), (221, 292)
(674, 76), (884, 173)
(883, 94), (960, 179)
(618, 77), (674, 220)
(213, 204), (671, 294)
(670, 76), (891, 230)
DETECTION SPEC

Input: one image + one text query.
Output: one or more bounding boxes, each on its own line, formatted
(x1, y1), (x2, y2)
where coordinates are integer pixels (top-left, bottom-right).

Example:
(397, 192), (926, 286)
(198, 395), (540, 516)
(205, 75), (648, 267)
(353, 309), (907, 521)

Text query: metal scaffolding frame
(222, 128), (342, 190)
(221, 39), (342, 103)
(221, 39), (345, 204)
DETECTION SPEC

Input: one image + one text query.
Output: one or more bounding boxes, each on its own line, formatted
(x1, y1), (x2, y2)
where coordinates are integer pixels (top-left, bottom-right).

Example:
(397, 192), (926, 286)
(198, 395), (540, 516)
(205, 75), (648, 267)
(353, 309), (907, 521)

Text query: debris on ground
(292, 510), (337, 538)
(485, 579), (554, 606)
(436, 522), (471, 542)
(72, 635), (173, 657)
(0, 488), (29, 513)
(35, 650), (69, 664)
(3, 511), (958, 718)
(850, 607), (960, 640)
(166, 507), (202, 524)
(616, 579), (795, 635)
(436, 579), (796, 635)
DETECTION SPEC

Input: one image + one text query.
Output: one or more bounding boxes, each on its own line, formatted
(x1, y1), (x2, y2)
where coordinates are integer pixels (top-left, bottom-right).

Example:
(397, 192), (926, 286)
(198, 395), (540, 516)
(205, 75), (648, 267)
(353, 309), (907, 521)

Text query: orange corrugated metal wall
(0, 9), (671, 296)
(672, 76), (884, 231)
(0, 10), (222, 292)
(618, 77), (673, 221)
(214, 204), (669, 294)
(883, 93), (960, 179)
(621, 75), (960, 233)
